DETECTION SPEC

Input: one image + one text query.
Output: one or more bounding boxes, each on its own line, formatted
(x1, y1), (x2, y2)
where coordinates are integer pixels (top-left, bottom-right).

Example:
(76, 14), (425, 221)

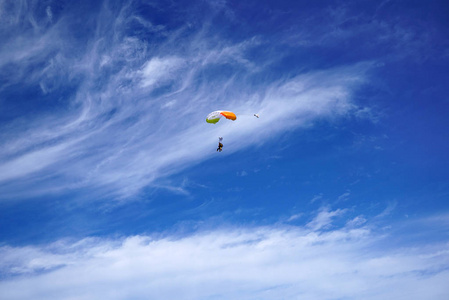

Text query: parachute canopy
(206, 111), (237, 124)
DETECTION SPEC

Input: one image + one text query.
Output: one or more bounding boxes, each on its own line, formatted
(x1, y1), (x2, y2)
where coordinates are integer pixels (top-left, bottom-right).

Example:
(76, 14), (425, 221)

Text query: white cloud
(0, 49), (370, 200)
(45, 6), (52, 22)
(310, 194), (323, 203)
(346, 215), (367, 227)
(0, 139), (76, 182)
(140, 56), (186, 88)
(337, 190), (351, 202)
(0, 1), (372, 200)
(1, 215), (448, 300)
(307, 206), (347, 231)
(376, 201), (397, 219)
(287, 213), (303, 222)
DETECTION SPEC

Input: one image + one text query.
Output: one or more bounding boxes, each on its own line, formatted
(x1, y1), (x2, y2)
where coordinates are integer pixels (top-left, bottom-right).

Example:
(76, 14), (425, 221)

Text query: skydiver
(254, 113), (259, 118)
(217, 137), (223, 152)
(217, 142), (223, 152)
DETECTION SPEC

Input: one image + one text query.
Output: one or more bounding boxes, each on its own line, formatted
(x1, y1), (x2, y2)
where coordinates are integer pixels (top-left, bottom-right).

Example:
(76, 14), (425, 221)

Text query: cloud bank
(1, 209), (448, 300)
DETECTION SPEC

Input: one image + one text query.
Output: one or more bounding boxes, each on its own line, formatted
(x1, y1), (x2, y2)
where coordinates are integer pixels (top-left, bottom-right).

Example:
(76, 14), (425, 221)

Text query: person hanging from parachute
(206, 111), (259, 152)
(206, 111), (236, 152)
(217, 137), (223, 152)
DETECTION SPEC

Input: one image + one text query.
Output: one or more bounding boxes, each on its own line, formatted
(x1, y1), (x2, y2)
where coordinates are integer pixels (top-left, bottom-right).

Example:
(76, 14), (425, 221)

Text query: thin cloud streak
(0, 214), (448, 300)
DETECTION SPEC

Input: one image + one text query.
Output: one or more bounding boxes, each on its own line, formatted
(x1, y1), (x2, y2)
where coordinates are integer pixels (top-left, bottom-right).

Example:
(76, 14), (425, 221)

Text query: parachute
(206, 111), (237, 124)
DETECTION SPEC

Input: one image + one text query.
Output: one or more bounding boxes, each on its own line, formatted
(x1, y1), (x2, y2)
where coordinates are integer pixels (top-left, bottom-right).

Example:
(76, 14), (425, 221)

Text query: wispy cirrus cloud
(306, 206), (347, 231)
(139, 56), (186, 88)
(0, 1), (371, 201)
(0, 210), (448, 300)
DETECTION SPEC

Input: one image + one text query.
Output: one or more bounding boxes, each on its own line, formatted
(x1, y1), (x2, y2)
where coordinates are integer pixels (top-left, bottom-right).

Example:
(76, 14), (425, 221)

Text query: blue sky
(1, 0), (449, 299)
